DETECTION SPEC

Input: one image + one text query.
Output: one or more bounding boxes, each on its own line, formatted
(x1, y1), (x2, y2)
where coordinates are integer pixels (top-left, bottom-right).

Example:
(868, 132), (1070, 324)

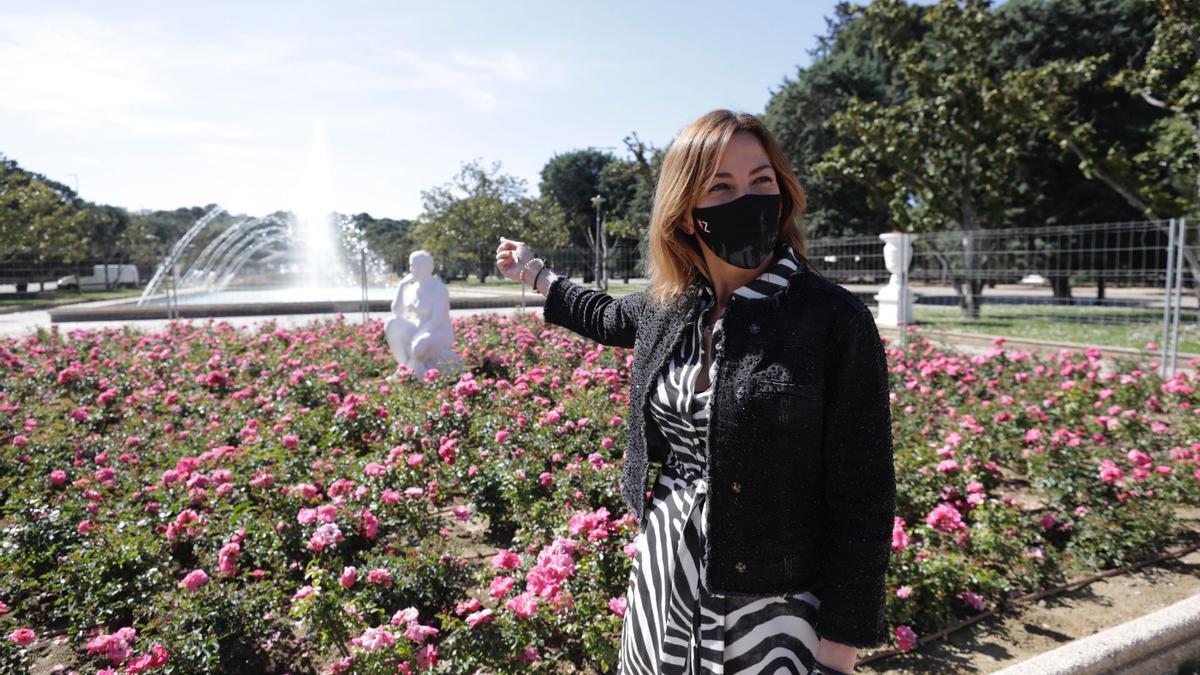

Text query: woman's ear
(679, 216), (694, 236)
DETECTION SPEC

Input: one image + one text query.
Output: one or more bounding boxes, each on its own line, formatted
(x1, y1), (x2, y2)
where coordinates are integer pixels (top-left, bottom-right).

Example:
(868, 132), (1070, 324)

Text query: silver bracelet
(519, 257), (543, 286)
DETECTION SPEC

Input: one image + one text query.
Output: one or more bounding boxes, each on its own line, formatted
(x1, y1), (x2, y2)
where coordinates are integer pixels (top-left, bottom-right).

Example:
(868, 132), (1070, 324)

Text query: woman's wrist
(538, 268), (559, 295)
(815, 638), (857, 673)
(519, 258), (543, 287)
(520, 259), (556, 296)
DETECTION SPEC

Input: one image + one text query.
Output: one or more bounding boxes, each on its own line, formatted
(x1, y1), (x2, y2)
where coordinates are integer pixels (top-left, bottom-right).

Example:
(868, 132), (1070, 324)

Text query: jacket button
(730, 481), (742, 494)
(748, 322), (761, 334)
(735, 561), (747, 573)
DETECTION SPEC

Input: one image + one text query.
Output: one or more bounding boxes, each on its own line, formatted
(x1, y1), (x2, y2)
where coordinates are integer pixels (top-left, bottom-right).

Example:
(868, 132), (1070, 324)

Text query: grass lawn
(912, 303), (1200, 354)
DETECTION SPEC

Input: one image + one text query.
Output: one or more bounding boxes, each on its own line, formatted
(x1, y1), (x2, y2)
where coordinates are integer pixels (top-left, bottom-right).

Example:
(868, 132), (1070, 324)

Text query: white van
(57, 264), (140, 291)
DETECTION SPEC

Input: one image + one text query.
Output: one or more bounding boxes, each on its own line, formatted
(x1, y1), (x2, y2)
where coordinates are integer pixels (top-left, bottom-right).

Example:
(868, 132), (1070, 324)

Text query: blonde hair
(645, 109), (809, 308)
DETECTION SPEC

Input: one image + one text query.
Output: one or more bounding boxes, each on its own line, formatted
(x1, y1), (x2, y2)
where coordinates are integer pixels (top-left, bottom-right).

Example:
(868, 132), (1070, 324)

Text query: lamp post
(590, 194), (606, 291)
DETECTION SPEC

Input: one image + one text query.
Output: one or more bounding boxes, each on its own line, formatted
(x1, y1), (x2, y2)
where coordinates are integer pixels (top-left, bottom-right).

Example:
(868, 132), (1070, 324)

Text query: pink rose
(307, 523), (343, 553)
(218, 542), (240, 577)
(357, 626), (395, 652)
(1126, 449), (1152, 466)
(454, 597), (481, 616)
(316, 504), (338, 523)
(9, 627), (35, 645)
(404, 622), (439, 643)
(367, 568), (393, 588)
(1099, 459), (1124, 483)
(607, 595), (627, 617)
(506, 592), (538, 619)
(297, 508), (317, 525)
(892, 517), (909, 551)
(490, 575), (515, 598)
(925, 503), (967, 533)
(179, 569), (209, 592)
(465, 608), (493, 628)
(451, 505), (470, 523)
(391, 607), (419, 626)
(490, 549), (521, 571)
(124, 643), (168, 672)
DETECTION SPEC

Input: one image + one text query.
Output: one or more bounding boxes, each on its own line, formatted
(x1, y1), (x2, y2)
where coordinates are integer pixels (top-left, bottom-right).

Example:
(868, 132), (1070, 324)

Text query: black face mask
(690, 192), (782, 269)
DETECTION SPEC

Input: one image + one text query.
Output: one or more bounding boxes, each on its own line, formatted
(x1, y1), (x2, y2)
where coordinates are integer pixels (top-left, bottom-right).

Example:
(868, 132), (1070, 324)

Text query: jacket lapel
(639, 283), (703, 455)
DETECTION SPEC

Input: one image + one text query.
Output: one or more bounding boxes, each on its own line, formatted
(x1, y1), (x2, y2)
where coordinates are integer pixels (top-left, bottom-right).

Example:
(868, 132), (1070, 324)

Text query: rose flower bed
(0, 314), (1197, 673)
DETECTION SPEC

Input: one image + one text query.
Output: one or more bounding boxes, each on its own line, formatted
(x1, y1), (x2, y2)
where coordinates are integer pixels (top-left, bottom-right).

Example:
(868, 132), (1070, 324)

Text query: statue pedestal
(873, 232), (916, 328)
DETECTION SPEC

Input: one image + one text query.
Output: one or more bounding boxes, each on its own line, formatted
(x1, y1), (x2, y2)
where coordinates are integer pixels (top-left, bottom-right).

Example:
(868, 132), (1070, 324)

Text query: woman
(496, 109), (895, 674)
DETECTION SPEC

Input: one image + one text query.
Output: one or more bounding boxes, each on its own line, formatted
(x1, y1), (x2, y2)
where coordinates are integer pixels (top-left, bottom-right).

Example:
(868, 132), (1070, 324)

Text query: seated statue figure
(384, 250), (461, 380)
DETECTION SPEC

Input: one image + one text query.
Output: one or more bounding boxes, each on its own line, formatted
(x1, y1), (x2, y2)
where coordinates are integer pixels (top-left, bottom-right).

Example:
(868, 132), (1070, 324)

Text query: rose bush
(0, 316), (1196, 673)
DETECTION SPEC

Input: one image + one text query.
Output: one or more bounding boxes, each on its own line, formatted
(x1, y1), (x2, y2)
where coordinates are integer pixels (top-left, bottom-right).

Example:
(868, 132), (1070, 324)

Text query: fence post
(1169, 219), (1186, 377)
(1161, 219), (1177, 378)
(519, 259), (526, 315)
(361, 248), (368, 326)
(898, 232), (911, 354)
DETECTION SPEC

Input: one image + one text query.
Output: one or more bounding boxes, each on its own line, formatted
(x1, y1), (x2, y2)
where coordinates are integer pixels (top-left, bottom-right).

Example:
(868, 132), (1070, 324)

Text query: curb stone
(991, 592), (1200, 675)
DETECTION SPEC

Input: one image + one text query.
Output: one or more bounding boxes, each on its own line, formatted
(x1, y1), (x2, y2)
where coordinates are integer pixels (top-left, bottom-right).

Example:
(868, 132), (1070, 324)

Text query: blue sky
(2, 1), (873, 220)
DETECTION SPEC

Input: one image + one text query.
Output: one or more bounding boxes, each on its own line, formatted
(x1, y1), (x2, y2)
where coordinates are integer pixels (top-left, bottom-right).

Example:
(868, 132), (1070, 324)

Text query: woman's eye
(708, 183), (727, 192)
(756, 176), (774, 184)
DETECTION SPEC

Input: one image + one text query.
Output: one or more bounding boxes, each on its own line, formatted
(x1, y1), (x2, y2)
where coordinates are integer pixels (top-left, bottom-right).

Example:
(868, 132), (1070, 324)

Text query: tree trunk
(1049, 273), (1073, 305)
(1065, 135), (1200, 317)
(959, 149), (984, 319)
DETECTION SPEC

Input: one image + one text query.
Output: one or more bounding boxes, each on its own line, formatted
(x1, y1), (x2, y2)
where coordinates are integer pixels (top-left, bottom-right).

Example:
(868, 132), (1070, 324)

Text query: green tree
(1107, 0), (1198, 220)
(538, 148), (614, 250)
(410, 160), (561, 283)
(992, 0), (1160, 226)
(351, 213), (416, 274)
(813, 0), (1052, 317)
(601, 133), (663, 280)
(0, 155), (90, 290)
(538, 141), (659, 283)
(1113, 0), (1200, 311)
(1005, 0), (1197, 305)
(764, 2), (907, 237)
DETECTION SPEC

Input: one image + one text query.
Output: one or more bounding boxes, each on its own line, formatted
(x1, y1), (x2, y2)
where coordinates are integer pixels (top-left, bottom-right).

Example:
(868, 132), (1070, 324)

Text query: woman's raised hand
(495, 237), (536, 283)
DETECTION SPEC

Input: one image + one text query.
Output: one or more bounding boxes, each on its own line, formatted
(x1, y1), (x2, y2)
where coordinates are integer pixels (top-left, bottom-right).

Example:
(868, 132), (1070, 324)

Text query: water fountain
(52, 122), (401, 321)
(133, 207), (393, 308)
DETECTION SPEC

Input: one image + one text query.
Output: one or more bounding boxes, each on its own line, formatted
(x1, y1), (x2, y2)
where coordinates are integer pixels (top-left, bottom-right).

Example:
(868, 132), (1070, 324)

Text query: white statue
(874, 232), (917, 327)
(384, 250), (461, 380)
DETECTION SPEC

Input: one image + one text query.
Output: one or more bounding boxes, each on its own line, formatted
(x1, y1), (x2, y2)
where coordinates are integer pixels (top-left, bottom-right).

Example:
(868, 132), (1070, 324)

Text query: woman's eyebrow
(715, 163), (773, 178)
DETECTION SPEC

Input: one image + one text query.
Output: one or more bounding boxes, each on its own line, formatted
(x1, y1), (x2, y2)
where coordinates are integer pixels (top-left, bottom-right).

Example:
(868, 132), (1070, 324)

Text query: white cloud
(359, 47), (541, 113)
(0, 12), (164, 125)
(0, 8), (553, 131)
(0, 10), (261, 140)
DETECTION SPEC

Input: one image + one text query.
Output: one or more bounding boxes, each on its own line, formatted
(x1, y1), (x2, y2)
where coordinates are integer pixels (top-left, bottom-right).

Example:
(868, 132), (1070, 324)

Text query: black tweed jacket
(542, 260), (896, 649)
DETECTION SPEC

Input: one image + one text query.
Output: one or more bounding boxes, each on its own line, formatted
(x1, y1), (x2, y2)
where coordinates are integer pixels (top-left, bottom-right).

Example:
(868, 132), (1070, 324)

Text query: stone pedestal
(874, 232), (916, 327)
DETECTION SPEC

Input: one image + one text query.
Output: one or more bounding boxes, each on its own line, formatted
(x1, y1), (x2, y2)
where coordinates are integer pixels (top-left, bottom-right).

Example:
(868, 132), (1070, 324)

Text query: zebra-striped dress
(618, 243), (823, 675)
